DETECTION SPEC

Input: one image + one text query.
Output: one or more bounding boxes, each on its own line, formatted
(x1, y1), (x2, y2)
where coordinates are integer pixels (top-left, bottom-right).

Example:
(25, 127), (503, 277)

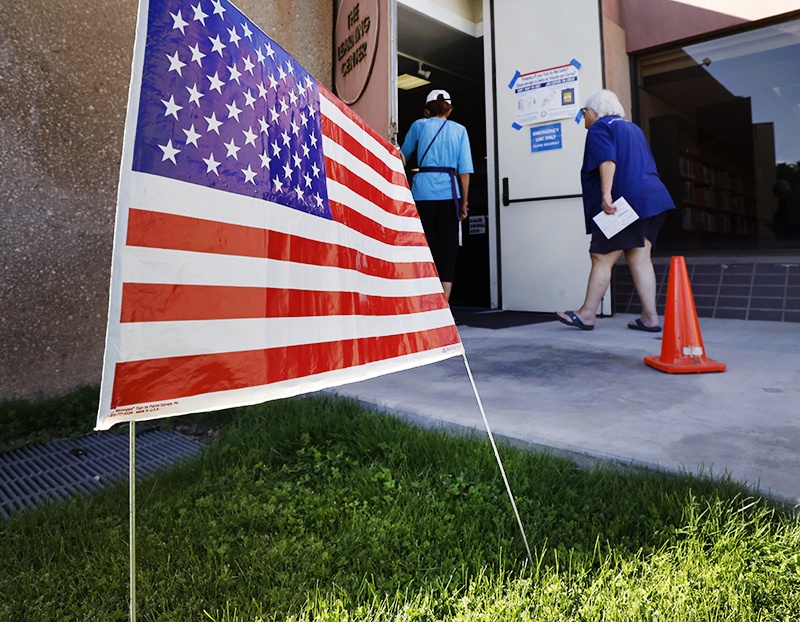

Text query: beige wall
(618, 0), (800, 52)
(399, 0), (482, 31)
(600, 0), (800, 118)
(0, 0), (333, 401)
(601, 16), (631, 114)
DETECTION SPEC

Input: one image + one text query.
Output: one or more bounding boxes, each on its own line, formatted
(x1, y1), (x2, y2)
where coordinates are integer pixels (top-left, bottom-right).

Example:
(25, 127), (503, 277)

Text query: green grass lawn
(1, 395), (798, 621)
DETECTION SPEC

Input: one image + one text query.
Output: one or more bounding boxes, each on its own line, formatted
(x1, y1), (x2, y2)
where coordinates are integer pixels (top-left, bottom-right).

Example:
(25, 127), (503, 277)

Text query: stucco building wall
(618, 0), (800, 53)
(599, 0), (800, 118)
(0, 0), (333, 400)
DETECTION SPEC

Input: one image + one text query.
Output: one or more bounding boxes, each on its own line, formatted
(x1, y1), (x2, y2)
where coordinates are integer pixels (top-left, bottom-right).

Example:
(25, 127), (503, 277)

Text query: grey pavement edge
(330, 312), (800, 507)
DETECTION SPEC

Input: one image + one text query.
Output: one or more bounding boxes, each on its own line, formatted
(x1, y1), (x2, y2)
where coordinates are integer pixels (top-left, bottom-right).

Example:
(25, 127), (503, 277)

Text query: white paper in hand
(592, 196), (640, 239)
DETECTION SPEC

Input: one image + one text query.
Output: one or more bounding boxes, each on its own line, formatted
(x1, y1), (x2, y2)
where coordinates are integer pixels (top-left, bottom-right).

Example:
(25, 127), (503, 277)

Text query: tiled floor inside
(613, 258), (800, 322)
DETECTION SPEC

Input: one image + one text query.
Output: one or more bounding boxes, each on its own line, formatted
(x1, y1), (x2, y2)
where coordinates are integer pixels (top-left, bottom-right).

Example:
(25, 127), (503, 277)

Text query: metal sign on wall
(334, 0), (380, 104)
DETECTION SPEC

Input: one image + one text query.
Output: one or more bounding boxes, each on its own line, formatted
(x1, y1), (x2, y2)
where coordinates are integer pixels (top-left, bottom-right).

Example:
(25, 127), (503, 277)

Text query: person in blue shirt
(401, 89), (474, 301)
(556, 89), (675, 332)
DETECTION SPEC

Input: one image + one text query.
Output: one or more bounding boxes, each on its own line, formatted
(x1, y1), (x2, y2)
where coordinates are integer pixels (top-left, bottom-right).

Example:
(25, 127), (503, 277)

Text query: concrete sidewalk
(334, 311), (800, 506)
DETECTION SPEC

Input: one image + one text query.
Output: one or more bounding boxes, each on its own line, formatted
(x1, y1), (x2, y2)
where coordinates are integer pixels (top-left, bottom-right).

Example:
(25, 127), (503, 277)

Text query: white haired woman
(555, 89), (675, 332)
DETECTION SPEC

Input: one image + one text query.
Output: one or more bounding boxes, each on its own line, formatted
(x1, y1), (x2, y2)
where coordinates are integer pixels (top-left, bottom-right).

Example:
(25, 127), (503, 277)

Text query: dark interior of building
(396, 5), (489, 306)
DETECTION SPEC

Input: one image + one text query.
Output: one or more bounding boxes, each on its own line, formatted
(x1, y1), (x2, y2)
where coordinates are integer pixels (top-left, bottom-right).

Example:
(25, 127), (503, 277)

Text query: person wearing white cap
(401, 89), (473, 301)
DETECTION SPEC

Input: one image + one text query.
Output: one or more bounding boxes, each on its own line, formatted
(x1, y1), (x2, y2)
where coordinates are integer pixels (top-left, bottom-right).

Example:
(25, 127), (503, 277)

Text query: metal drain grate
(0, 427), (204, 519)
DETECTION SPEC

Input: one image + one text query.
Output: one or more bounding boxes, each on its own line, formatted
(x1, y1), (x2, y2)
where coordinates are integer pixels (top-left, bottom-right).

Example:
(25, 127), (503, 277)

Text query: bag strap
(418, 119), (448, 167)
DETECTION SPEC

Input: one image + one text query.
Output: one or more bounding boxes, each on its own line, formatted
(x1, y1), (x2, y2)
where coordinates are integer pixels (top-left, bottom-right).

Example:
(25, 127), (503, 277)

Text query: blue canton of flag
(132, 0), (331, 218)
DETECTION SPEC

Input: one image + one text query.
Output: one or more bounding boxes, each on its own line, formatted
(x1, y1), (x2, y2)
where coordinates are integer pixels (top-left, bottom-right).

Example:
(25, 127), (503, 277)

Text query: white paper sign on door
(514, 63), (580, 126)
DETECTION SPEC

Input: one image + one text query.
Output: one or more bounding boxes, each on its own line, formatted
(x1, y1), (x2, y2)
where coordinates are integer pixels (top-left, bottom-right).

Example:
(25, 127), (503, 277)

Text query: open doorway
(396, 4), (489, 308)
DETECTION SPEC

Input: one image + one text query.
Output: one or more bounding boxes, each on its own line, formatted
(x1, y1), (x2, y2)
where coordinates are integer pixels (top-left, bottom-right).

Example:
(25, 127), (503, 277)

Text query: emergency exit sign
(530, 123), (562, 153)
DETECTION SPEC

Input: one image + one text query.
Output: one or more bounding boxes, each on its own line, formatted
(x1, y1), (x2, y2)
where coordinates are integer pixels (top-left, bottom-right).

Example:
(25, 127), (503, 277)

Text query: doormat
(452, 309), (556, 330)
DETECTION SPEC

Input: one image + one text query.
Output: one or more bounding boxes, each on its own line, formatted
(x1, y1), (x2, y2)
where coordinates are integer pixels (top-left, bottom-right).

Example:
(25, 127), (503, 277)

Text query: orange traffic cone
(644, 256), (725, 374)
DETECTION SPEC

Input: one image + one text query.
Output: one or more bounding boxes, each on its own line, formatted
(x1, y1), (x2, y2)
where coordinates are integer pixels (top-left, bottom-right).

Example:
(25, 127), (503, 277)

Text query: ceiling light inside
(397, 73), (431, 90)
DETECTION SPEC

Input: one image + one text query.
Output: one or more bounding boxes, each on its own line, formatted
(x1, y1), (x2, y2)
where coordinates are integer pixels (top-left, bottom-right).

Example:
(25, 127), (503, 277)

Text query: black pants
(417, 199), (459, 282)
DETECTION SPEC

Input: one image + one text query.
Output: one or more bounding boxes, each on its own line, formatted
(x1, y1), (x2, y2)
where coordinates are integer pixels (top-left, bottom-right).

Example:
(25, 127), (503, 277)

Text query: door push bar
(502, 177), (582, 206)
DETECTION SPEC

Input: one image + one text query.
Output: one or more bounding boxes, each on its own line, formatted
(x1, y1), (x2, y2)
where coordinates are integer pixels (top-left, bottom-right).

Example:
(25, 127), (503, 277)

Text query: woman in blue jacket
(556, 89), (674, 332)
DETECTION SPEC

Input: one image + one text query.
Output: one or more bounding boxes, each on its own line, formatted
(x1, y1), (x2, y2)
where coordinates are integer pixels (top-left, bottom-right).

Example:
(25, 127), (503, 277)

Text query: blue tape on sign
(508, 70), (521, 89)
(512, 122), (522, 131)
(570, 58), (582, 70)
(575, 109), (584, 124)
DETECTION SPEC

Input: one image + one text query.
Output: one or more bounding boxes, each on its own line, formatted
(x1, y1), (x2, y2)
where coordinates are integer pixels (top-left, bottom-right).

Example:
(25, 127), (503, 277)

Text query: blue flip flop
(554, 311), (594, 331)
(628, 318), (662, 333)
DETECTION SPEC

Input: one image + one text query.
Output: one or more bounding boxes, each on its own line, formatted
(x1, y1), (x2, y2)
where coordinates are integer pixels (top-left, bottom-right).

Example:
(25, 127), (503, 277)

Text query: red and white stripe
(96, 86), (463, 430)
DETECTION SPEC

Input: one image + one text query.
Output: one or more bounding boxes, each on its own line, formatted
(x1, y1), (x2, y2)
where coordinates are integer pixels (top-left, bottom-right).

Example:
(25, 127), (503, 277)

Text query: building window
(637, 17), (800, 253)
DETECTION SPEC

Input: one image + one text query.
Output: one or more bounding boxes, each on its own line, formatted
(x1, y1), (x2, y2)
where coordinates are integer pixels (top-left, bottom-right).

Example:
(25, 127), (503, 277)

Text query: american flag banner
(96, 0), (463, 430)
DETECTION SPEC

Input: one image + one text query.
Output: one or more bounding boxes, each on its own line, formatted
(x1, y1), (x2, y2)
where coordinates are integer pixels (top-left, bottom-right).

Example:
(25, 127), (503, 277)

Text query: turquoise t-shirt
(401, 117), (474, 201)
